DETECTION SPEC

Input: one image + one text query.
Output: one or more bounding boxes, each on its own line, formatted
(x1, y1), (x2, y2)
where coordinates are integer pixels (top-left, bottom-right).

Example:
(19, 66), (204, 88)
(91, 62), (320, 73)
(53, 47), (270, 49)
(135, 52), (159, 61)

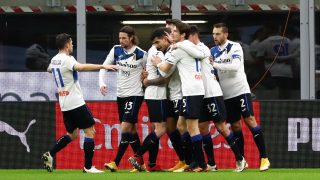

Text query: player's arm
(99, 47), (116, 96)
(212, 46), (242, 71)
(143, 76), (168, 87)
(150, 55), (172, 73)
(74, 63), (117, 72)
(212, 58), (241, 71)
(176, 41), (209, 59)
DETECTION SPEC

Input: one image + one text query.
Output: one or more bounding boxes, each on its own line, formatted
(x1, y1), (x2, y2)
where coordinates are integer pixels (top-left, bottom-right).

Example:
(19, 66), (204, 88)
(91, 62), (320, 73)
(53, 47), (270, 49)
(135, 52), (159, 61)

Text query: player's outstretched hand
(104, 65), (118, 71)
(100, 85), (107, 96)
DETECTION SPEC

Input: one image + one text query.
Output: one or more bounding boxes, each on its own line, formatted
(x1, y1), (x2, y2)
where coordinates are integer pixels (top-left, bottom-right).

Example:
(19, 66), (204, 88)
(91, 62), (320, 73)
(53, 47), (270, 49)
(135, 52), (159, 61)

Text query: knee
(84, 126), (95, 138)
(176, 122), (186, 134)
(121, 122), (133, 133)
(231, 122), (242, 132)
(244, 116), (257, 128)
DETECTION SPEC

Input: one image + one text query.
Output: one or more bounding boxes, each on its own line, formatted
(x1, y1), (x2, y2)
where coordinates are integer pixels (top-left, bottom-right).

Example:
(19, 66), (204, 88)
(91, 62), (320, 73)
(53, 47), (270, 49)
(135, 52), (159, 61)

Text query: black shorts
(181, 95), (204, 119)
(117, 96), (143, 124)
(146, 99), (168, 123)
(62, 104), (95, 133)
(167, 99), (182, 119)
(224, 93), (254, 123)
(199, 96), (227, 123)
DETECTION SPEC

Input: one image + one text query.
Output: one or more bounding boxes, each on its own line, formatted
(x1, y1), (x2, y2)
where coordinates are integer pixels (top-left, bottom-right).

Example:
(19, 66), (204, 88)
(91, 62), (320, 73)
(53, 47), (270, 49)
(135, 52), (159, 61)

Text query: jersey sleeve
(64, 56), (78, 71)
(166, 49), (182, 65)
(99, 47), (115, 87)
(177, 40), (208, 59)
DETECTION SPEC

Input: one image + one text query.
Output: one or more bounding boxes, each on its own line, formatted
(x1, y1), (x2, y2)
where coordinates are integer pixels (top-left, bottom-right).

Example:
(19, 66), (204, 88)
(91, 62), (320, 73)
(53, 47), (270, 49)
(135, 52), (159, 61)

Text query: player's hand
(104, 65), (118, 71)
(142, 68), (148, 79)
(100, 86), (107, 96)
(209, 55), (215, 65)
(151, 55), (161, 66)
(165, 31), (174, 43)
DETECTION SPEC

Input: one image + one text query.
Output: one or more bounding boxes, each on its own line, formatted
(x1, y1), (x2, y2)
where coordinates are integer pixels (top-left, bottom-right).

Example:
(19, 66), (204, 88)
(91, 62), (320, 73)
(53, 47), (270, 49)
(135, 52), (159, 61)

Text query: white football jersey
(256, 35), (292, 78)
(211, 40), (251, 99)
(144, 45), (167, 100)
(99, 45), (147, 97)
(167, 40), (205, 96)
(197, 42), (223, 98)
(157, 47), (182, 101)
(49, 53), (85, 111)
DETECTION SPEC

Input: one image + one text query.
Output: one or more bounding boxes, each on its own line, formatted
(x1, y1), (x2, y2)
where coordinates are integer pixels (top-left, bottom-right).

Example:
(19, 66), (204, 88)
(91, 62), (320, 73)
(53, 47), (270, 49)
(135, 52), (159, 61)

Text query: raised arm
(176, 40), (209, 59)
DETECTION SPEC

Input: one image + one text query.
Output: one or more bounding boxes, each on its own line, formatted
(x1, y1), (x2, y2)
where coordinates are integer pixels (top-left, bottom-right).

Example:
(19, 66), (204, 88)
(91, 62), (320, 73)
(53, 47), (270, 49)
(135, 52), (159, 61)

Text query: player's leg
(199, 121), (216, 171)
(166, 99), (186, 171)
(184, 96), (207, 172)
(82, 126), (103, 173)
(215, 121), (247, 172)
(177, 115), (194, 169)
(129, 100), (166, 171)
(70, 104), (102, 173)
(128, 96), (144, 155)
(105, 97), (132, 171)
(199, 97), (216, 171)
(42, 109), (78, 172)
(225, 97), (245, 157)
(240, 94), (269, 171)
(224, 96), (248, 172)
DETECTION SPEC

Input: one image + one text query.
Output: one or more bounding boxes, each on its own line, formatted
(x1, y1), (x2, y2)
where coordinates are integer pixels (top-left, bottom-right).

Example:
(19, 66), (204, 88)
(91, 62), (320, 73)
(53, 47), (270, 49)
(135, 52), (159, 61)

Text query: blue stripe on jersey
(134, 48), (145, 60)
(210, 47), (220, 58)
(114, 46), (145, 63)
(210, 43), (234, 59)
(73, 70), (78, 82)
(226, 43), (233, 53)
(195, 59), (200, 72)
(51, 68), (59, 87)
(114, 46), (125, 62)
(56, 68), (64, 87)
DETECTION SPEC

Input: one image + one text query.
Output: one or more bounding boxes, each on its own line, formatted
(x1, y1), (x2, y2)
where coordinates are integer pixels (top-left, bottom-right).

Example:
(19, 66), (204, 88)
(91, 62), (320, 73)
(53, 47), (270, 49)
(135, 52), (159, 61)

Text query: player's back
(49, 53), (85, 111)
(197, 42), (223, 98)
(171, 45), (204, 96)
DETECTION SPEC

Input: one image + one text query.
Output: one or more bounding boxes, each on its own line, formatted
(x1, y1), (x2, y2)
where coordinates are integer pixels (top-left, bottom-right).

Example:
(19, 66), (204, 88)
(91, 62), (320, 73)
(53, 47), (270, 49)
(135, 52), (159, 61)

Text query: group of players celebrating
(43, 19), (270, 173)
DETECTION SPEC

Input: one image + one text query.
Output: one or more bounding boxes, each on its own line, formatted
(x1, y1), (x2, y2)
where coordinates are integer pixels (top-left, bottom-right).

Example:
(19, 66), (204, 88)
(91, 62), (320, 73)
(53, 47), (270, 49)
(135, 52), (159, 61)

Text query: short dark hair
(175, 22), (190, 39)
(213, 23), (228, 33)
(189, 25), (199, 35)
(55, 33), (71, 50)
(150, 27), (171, 41)
(119, 25), (139, 45)
(165, 19), (181, 26)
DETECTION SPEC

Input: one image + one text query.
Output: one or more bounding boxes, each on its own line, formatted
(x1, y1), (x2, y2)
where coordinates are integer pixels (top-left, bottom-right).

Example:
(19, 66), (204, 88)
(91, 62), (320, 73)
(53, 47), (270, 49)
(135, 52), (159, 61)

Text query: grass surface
(0, 169), (319, 180)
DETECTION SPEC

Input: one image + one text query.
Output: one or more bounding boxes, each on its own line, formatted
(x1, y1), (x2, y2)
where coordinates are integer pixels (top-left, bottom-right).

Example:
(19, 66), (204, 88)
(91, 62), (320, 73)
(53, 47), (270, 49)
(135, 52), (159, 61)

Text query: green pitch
(0, 169), (319, 180)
